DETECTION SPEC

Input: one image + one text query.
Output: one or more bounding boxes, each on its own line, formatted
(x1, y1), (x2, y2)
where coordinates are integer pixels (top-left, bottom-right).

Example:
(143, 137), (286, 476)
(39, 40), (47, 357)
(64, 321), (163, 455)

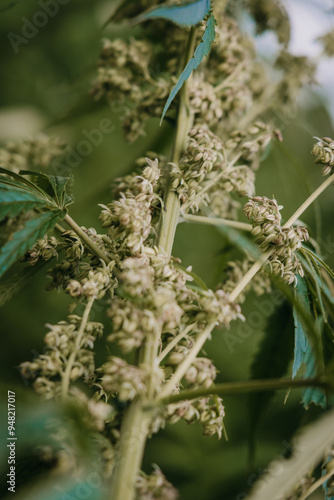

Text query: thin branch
(229, 172), (334, 302)
(299, 469), (334, 500)
(181, 213), (252, 231)
(63, 213), (110, 263)
(158, 376), (330, 405)
(159, 322), (216, 399)
(157, 324), (195, 364)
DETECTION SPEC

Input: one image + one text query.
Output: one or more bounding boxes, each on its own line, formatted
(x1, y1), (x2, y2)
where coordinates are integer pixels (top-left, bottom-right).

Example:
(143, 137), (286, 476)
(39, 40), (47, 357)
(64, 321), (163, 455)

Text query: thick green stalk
(109, 29), (197, 500)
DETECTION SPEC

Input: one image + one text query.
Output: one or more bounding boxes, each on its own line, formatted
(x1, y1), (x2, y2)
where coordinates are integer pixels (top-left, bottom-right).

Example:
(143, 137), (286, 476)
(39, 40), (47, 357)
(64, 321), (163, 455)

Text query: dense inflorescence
(244, 196), (309, 285)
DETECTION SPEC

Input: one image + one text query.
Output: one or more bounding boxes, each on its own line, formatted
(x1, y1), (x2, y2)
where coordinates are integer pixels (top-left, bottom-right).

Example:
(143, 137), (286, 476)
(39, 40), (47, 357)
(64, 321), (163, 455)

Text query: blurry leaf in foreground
(247, 408), (334, 500)
(130, 0), (211, 28)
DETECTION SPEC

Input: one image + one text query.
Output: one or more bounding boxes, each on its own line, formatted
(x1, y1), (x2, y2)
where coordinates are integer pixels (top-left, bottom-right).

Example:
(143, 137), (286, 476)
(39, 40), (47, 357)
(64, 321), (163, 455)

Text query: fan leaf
(0, 210), (62, 278)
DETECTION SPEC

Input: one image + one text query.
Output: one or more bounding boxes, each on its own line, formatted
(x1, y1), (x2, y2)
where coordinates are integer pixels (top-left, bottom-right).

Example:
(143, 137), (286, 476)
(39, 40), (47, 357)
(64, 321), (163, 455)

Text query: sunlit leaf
(131, 0), (211, 28)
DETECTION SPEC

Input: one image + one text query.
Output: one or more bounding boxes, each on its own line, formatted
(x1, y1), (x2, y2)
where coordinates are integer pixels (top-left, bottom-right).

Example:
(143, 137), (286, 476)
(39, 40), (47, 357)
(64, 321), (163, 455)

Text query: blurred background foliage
(0, 0), (333, 499)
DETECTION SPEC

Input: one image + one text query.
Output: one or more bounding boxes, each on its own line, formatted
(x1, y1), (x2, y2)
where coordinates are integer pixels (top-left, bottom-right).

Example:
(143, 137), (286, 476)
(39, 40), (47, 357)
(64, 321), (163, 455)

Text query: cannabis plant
(1, 1), (334, 500)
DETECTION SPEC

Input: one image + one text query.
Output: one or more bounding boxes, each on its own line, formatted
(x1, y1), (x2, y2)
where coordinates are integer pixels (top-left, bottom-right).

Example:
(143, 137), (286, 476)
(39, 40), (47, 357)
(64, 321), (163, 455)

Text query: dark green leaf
(0, 262), (47, 307)
(248, 300), (294, 465)
(292, 276), (310, 378)
(301, 246), (334, 281)
(161, 13), (216, 122)
(0, 167), (49, 198)
(131, 0), (211, 28)
(0, 210), (62, 278)
(20, 170), (74, 209)
(0, 185), (50, 222)
(301, 344), (326, 409)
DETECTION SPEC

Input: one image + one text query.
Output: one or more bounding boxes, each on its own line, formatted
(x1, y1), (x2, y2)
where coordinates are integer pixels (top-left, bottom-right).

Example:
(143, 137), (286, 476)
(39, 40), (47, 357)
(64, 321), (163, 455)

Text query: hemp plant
(1, 1), (334, 499)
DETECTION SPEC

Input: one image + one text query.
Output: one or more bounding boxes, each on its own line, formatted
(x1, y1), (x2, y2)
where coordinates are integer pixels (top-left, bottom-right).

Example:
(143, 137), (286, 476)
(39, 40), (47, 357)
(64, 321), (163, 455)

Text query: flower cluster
(25, 235), (59, 265)
(244, 196), (309, 285)
(0, 134), (66, 173)
(166, 396), (225, 439)
(20, 315), (103, 399)
(312, 136), (334, 175)
(99, 158), (161, 253)
(136, 466), (179, 500)
(101, 356), (150, 402)
(66, 260), (116, 300)
(92, 38), (172, 142)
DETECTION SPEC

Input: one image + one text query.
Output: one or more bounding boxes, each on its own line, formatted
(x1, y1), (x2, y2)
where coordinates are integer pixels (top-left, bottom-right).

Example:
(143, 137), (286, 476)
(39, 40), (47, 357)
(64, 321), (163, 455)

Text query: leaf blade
(133, 0), (211, 28)
(0, 210), (62, 278)
(161, 13), (216, 122)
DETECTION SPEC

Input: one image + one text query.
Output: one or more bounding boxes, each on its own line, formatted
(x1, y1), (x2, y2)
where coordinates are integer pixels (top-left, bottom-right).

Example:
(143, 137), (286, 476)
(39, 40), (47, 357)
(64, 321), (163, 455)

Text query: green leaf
(0, 210), (62, 278)
(292, 276), (310, 378)
(131, 0), (211, 28)
(20, 170), (74, 209)
(0, 262), (47, 307)
(301, 246), (334, 281)
(0, 167), (49, 198)
(248, 300), (294, 465)
(0, 185), (50, 222)
(161, 13), (216, 123)
(301, 345), (326, 409)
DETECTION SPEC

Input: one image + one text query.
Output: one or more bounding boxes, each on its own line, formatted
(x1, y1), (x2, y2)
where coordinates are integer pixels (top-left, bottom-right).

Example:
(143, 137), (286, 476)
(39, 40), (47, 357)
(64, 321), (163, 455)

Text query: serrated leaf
(0, 210), (62, 278)
(248, 300), (294, 465)
(301, 345), (326, 409)
(161, 13), (216, 122)
(0, 262), (47, 307)
(20, 170), (74, 209)
(302, 246), (334, 281)
(292, 276), (310, 378)
(0, 185), (50, 222)
(132, 0), (211, 28)
(0, 167), (49, 198)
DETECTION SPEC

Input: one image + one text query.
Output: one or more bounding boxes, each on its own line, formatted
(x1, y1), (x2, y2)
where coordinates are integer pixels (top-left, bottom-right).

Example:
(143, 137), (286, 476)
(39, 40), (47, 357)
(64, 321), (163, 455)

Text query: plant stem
(181, 213), (252, 231)
(159, 322), (216, 399)
(299, 468), (334, 500)
(157, 323), (195, 364)
(63, 213), (110, 263)
(110, 29), (198, 500)
(61, 296), (95, 400)
(229, 172), (334, 302)
(158, 28), (197, 258)
(158, 376), (329, 405)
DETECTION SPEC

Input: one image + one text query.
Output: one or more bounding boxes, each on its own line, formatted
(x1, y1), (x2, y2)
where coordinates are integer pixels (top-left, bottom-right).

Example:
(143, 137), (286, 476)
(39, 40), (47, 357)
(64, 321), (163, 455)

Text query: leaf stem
(158, 376), (330, 405)
(63, 213), (110, 263)
(299, 468), (334, 500)
(180, 213), (252, 231)
(229, 173), (334, 302)
(61, 296), (95, 400)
